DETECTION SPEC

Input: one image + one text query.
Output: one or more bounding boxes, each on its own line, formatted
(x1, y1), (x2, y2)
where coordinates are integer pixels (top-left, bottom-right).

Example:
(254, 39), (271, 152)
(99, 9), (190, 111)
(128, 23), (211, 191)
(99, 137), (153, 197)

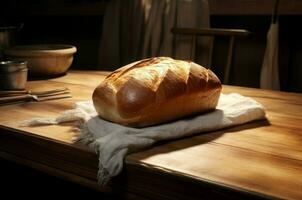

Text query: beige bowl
(4, 44), (77, 76)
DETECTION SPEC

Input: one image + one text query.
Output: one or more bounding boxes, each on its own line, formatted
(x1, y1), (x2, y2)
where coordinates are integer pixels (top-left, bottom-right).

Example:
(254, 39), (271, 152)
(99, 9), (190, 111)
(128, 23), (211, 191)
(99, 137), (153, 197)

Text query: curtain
(260, 0), (280, 90)
(98, 0), (146, 70)
(98, 0), (210, 70)
(260, 21), (280, 90)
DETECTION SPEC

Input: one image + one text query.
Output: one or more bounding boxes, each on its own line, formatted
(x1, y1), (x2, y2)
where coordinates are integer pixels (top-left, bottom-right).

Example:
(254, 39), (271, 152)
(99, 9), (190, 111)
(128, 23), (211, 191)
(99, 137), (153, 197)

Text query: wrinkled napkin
(21, 93), (266, 185)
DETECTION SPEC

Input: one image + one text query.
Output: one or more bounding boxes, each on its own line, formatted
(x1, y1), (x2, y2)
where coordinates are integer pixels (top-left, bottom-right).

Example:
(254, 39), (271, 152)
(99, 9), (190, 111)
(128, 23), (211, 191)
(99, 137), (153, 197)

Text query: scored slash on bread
(93, 57), (222, 127)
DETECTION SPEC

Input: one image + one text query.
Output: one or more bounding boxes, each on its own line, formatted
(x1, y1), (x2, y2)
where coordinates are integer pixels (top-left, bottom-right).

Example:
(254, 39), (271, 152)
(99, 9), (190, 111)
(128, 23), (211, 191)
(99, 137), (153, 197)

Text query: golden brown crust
(92, 57), (221, 127)
(116, 77), (156, 118)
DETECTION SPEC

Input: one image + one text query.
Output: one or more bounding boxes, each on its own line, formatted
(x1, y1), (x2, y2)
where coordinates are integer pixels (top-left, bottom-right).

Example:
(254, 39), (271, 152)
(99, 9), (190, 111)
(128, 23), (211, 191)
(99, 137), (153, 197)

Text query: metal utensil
(0, 87), (69, 96)
(0, 93), (72, 103)
(0, 87), (72, 105)
(0, 26), (16, 60)
(0, 24), (23, 60)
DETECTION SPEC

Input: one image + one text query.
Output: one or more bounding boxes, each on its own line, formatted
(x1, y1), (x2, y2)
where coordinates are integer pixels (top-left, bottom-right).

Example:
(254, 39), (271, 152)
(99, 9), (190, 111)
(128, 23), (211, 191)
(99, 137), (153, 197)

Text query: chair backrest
(171, 27), (250, 84)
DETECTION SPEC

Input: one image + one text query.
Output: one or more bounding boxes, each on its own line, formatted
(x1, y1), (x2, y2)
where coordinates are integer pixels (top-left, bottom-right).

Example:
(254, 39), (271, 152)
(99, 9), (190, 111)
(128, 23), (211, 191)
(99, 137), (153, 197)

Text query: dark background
(1, 0), (302, 92)
(0, 0), (302, 196)
(0, 158), (116, 198)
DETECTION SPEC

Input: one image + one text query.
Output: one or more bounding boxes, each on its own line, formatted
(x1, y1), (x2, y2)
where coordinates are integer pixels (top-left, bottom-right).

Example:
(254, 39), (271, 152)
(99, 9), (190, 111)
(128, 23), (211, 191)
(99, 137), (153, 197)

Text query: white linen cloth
(21, 93), (266, 185)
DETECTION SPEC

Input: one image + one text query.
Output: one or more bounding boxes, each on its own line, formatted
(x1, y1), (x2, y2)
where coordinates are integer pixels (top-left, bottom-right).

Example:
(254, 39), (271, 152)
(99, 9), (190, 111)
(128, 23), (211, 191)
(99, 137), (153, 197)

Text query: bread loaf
(92, 57), (221, 127)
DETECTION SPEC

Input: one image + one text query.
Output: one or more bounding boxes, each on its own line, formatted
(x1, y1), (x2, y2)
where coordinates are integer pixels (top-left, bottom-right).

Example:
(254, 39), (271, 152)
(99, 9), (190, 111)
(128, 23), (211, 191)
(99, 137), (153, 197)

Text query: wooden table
(0, 70), (302, 199)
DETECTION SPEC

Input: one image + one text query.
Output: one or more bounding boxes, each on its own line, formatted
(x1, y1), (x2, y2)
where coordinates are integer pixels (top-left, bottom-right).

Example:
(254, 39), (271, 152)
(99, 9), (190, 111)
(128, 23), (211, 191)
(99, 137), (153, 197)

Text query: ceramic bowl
(4, 44), (77, 77)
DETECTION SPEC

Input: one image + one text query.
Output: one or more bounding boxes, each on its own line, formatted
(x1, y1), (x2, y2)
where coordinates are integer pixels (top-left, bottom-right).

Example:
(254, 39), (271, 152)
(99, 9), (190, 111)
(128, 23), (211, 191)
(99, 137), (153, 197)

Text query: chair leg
(190, 35), (197, 61)
(224, 36), (235, 84)
(207, 36), (215, 69)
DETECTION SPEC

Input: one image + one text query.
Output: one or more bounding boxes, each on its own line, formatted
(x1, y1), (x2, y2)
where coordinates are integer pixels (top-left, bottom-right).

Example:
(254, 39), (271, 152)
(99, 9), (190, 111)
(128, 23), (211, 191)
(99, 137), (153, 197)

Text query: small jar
(0, 61), (28, 90)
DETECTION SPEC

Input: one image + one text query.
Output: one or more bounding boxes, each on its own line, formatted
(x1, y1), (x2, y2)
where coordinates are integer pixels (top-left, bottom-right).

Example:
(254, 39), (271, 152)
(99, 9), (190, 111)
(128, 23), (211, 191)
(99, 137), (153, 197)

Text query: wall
(0, 0), (105, 70)
(210, 15), (268, 89)
(15, 15), (103, 70)
(211, 15), (302, 92)
(1, 0), (302, 92)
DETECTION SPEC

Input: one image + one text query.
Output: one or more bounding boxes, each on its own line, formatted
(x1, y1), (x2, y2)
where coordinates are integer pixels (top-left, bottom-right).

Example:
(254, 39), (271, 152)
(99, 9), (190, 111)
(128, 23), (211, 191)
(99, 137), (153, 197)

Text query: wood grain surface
(0, 70), (302, 199)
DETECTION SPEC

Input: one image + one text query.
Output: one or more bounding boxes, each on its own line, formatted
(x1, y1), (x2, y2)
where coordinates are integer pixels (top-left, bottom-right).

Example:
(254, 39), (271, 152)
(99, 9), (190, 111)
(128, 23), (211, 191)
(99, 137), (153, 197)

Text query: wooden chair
(171, 27), (250, 84)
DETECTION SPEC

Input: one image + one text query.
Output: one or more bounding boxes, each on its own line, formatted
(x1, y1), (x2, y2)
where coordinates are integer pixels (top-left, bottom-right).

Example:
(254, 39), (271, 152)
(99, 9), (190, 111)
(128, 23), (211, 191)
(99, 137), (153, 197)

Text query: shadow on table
(128, 118), (270, 160)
